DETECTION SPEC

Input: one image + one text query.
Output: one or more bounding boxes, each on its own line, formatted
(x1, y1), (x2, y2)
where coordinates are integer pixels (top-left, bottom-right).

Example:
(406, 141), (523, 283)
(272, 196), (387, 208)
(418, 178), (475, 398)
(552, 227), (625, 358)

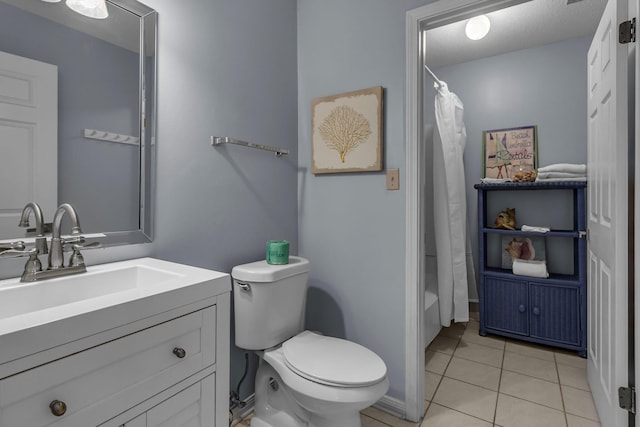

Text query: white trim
(404, 0), (530, 422)
(374, 394), (406, 419)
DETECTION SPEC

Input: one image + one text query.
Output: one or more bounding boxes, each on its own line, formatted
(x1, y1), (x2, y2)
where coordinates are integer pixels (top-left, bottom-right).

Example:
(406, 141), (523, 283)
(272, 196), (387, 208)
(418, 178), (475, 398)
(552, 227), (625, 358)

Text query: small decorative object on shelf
(513, 163), (537, 182)
(493, 207), (516, 230)
(474, 180), (587, 357)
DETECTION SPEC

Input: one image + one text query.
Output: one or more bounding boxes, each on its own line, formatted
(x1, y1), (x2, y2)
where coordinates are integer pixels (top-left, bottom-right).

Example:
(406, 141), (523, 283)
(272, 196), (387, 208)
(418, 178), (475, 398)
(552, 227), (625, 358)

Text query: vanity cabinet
(474, 181), (587, 356)
(0, 293), (230, 427)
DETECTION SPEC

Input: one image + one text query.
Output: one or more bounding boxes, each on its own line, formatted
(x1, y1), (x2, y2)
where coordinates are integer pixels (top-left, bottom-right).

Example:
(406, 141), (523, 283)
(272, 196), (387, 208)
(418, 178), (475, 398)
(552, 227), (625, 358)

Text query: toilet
(232, 256), (389, 427)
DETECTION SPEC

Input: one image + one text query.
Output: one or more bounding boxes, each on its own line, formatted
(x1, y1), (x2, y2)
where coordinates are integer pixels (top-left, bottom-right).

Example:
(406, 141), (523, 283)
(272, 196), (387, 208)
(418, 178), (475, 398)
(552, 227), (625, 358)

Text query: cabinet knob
(173, 347), (186, 359)
(533, 307), (541, 316)
(49, 400), (67, 417)
(518, 304), (526, 313)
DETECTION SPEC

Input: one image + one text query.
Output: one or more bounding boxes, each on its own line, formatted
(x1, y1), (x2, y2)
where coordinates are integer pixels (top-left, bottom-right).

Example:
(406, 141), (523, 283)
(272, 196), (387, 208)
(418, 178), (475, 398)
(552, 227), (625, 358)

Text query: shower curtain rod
(424, 64), (443, 88)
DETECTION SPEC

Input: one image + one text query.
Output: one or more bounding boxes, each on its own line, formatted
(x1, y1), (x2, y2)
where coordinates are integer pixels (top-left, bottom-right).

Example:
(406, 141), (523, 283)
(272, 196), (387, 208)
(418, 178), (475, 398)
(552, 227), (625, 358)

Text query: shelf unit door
(529, 282), (581, 346)
(484, 277), (529, 335)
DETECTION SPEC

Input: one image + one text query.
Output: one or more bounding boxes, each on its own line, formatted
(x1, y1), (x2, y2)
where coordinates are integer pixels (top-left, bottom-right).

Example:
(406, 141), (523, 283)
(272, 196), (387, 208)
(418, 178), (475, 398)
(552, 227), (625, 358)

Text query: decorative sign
(482, 125), (537, 179)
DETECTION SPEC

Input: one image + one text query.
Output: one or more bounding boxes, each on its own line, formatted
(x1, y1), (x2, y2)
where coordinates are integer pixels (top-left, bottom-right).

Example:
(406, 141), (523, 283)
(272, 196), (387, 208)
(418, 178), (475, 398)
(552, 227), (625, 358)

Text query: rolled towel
(537, 163), (586, 174)
(536, 171), (586, 180)
(512, 259), (549, 278)
(521, 225), (550, 233)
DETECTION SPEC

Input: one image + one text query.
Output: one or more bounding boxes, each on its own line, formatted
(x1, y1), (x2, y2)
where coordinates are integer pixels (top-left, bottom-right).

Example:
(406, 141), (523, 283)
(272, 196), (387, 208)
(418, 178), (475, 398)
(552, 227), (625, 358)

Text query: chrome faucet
(48, 203), (83, 270)
(1, 203), (100, 281)
(18, 202), (48, 256)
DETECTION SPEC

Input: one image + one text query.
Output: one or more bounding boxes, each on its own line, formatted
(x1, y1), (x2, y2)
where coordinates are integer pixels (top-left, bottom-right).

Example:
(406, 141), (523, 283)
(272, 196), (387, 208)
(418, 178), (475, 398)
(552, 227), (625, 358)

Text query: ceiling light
(65, 0), (109, 19)
(465, 15), (491, 41)
(40, 0), (62, 2)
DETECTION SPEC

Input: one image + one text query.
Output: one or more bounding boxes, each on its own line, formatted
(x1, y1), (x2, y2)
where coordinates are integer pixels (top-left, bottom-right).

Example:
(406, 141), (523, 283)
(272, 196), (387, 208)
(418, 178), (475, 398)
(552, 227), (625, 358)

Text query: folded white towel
(536, 171), (586, 179)
(535, 176), (587, 182)
(480, 178), (512, 183)
(521, 225), (550, 233)
(537, 163), (586, 174)
(512, 259), (549, 278)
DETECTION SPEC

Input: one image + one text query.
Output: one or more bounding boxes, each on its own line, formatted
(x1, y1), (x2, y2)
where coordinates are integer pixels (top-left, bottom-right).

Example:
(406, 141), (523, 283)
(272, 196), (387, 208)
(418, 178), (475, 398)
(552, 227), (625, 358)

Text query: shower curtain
(432, 81), (471, 326)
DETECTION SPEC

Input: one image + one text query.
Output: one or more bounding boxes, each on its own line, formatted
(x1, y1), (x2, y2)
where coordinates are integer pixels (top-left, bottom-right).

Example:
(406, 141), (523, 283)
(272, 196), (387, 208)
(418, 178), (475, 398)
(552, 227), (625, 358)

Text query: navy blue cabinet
(474, 182), (587, 357)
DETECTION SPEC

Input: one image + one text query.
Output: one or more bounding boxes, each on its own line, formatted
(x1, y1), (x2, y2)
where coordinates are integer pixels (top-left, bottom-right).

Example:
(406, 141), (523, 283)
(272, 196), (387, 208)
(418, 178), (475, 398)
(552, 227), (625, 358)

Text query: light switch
(386, 168), (399, 190)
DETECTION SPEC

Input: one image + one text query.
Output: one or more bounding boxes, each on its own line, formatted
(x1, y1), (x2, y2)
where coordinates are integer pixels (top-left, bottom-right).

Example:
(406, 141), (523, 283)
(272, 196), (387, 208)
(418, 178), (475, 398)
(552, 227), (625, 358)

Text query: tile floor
(236, 315), (601, 427)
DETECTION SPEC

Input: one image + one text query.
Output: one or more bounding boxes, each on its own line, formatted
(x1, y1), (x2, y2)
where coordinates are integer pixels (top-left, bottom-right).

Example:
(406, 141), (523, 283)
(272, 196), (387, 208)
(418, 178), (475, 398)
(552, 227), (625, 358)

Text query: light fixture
(465, 15), (491, 41)
(40, 0), (62, 3)
(65, 0), (109, 19)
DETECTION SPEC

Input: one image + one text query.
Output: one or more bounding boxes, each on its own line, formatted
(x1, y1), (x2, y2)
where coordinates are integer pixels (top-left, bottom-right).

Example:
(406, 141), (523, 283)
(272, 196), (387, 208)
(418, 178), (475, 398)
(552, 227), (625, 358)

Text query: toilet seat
(282, 331), (387, 387)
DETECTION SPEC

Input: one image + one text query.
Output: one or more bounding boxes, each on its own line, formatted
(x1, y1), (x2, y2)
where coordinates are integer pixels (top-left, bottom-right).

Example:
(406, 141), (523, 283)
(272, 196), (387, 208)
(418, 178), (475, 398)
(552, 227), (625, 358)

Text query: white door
(0, 50), (57, 238)
(587, 0), (629, 425)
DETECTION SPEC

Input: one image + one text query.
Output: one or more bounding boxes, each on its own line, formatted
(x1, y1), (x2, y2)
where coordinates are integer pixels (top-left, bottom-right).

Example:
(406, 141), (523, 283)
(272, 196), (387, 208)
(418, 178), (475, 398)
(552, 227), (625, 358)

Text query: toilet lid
(282, 331), (387, 387)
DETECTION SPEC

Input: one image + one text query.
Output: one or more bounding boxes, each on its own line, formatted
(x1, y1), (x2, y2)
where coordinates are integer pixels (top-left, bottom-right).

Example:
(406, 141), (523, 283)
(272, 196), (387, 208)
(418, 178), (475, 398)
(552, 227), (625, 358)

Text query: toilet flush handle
(237, 281), (251, 292)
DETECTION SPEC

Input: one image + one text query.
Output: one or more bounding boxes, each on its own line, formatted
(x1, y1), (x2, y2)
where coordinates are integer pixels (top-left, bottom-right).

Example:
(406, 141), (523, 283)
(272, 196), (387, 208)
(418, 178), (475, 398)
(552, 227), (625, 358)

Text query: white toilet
(232, 256), (389, 427)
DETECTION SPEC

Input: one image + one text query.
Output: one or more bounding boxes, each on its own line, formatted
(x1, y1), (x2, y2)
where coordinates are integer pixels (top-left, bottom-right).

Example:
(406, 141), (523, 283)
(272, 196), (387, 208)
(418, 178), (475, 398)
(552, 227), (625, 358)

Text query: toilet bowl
(232, 257), (389, 427)
(252, 331), (388, 427)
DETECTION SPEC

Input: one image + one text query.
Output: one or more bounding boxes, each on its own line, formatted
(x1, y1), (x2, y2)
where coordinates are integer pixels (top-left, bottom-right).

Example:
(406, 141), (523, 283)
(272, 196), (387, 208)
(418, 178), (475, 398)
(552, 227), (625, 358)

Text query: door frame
(404, 0), (555, 421)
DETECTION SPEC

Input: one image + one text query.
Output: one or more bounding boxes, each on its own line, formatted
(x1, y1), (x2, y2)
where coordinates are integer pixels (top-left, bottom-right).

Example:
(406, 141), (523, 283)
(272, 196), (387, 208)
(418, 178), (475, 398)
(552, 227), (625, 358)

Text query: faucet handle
(0, 241), (26, 253)
(69, 242), (101, 268)
(0, 247), (37, 259)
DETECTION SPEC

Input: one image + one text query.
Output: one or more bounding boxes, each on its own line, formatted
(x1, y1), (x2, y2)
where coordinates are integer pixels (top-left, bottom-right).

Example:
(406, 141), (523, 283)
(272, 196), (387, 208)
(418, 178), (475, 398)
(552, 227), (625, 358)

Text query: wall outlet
(386, 168), (400, 190)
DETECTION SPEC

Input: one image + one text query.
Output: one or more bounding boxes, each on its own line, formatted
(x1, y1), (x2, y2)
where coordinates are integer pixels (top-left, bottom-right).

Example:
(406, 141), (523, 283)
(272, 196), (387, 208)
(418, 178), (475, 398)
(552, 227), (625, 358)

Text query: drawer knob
(49, 400), (67, 417)
(518, 304), (526, 313)
(533, 307), (541, 316)
(173, 347), (186, 359)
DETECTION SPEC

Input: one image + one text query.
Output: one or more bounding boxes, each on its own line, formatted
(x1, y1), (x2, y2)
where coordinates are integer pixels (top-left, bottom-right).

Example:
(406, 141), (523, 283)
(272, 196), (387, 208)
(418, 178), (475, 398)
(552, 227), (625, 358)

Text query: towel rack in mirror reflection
(211, 136), (289, 157)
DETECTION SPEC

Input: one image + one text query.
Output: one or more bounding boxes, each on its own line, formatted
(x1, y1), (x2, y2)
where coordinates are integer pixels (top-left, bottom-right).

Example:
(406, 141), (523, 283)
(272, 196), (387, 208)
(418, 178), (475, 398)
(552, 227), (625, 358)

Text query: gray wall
(297, 0), (434, 401)
(424, 35), (590, 298)
(145, 0), (298, 400)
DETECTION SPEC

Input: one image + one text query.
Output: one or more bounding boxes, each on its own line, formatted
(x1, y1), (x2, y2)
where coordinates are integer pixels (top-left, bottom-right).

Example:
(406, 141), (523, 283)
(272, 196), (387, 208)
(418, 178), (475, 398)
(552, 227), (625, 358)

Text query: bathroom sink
(0, 257), (230, 364)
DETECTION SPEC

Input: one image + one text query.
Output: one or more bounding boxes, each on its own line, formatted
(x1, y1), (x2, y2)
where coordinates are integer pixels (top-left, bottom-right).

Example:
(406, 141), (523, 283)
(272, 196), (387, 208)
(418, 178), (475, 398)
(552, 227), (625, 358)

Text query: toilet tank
(232, 256), (310, 350)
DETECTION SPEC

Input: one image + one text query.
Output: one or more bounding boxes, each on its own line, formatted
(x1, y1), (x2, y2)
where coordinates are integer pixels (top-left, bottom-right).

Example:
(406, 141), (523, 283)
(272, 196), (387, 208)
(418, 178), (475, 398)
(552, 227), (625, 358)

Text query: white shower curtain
(432, 81), (471, 326)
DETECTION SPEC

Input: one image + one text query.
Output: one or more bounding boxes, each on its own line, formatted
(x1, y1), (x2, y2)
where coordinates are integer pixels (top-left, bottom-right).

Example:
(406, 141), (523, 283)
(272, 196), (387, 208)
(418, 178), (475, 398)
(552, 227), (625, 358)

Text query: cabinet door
(529, 282), (580, 346)
(484, 277), (528, 335)
(146, 374), (215, 427)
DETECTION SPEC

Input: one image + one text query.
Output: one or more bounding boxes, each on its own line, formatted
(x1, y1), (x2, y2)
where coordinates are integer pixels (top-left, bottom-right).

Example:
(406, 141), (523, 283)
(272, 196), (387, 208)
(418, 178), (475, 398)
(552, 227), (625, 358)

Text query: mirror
(0, 0), (156, 246)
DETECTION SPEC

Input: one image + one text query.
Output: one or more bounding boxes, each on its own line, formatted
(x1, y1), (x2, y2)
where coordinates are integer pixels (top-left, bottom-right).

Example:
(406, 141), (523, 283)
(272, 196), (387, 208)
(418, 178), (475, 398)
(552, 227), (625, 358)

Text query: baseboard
(373, 394), (406, 419)
(231, 392), (408, 423)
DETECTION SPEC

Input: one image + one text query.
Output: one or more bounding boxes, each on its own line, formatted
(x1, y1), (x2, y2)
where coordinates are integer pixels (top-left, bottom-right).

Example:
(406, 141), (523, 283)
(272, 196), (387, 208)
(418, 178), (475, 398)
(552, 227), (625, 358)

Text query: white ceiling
(425, 0), (607, 69)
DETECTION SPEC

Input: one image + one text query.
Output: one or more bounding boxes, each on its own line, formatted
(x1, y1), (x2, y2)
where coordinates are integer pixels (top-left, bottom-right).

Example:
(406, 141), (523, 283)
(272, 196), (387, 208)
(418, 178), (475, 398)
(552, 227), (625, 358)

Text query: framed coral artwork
(482, 125), (538, 179)
(311, 86), (383, 174)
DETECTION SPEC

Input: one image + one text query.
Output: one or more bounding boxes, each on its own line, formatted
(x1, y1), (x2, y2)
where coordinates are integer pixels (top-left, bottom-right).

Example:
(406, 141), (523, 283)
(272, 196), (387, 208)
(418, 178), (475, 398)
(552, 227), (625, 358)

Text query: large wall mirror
(0, 0), (156, 246)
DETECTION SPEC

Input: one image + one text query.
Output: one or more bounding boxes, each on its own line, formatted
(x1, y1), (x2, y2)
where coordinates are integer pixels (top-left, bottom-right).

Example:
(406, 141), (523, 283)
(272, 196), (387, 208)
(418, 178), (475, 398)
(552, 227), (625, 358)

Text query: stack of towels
(536, 163), (587, 182)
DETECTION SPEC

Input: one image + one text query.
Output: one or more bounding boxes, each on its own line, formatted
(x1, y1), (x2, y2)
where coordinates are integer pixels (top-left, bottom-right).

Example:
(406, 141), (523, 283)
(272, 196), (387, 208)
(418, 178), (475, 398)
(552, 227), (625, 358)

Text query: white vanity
(0, 258), (230, 427)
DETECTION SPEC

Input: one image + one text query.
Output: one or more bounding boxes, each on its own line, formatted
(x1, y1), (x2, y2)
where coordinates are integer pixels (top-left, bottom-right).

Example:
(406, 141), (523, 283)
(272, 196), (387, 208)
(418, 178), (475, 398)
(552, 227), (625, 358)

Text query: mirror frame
(98, 0), (157, 247)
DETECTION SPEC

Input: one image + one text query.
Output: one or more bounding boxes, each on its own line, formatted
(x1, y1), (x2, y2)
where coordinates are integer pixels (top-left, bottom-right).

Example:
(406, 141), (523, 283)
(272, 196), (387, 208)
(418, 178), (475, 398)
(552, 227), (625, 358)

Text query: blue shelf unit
(474, 181), (587, 357)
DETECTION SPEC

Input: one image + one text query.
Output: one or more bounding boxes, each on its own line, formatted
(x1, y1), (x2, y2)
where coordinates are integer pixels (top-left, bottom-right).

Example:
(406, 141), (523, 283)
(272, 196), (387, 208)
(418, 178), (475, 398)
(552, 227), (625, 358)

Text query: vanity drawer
(0, 306), (216, 427)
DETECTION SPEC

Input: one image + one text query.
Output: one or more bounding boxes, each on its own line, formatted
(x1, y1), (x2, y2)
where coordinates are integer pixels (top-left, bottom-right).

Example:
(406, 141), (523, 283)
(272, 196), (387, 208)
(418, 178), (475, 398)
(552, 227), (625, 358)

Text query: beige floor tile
(425, 371), (441, 401)
(432, 377), (497, 422)
(503, 351), (558, 383)
(361, 414), (390, 427)
(454, 340), (504, 368)
(461, 329), (506, 350)
(505, 340), (556, 361)
(499, 370), (563, 410)
(421, 403), (491, 427)
(566, 414), (601, 427)
(555, 351), (588, 369)
(428, 336), (459, 355)
(425, 350), (451, 375)
(361, 407), (420, 427)
(438, 324), (465, 340)
(557, 363), (590, 391)
(467, 319), (480, 330)
(562, 385), (600, 421)
(445, 356), (501, 391)
(495, 393), (567, 427)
